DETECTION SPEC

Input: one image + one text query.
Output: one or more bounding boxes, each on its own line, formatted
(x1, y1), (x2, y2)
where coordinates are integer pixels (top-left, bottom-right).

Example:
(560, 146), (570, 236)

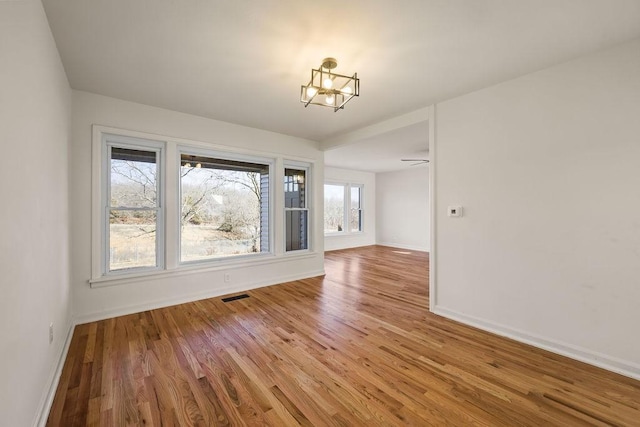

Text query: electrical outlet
(448, 206), (463, 217)
(49, 323), (54, 344)
(224, 273), (230, 283)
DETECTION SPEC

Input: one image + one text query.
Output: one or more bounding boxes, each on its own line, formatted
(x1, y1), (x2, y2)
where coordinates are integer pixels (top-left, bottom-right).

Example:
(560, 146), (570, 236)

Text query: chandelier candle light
(300, 58), (359, 112)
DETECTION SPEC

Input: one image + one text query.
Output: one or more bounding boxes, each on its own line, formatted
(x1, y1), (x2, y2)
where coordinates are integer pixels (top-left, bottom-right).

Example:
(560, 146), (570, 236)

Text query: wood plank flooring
(48, 245), (640, 426)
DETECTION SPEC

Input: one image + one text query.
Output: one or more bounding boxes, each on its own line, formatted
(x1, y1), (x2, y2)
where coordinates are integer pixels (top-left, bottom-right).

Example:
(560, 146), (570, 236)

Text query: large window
(284, 166), (309, 251)
(106, 140), (163, 273)
(92, 132), (282, 282)
(179, 152), (270, 263)
(95, 129), (294, 281)
(324, 183), (363, 234)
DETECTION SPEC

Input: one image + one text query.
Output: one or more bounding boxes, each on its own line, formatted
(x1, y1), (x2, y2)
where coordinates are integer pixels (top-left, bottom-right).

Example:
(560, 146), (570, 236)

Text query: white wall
(433, 38), (640, 378)
(70, 91), (325, 322)
(376, 167), (430, 251)
(0, 1), (72, 425)
(324, 167), (376, 251)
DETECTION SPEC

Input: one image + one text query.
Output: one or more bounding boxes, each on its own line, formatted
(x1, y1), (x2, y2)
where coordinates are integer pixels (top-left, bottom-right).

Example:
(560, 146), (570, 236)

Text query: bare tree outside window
(324, 183), (363, 235)
(108, 150), (269, 269)
(350, 186), (362, 232)
(109, 147), (159, 271)
(180, 154), (268, 262)
(324, 184), (344, 233)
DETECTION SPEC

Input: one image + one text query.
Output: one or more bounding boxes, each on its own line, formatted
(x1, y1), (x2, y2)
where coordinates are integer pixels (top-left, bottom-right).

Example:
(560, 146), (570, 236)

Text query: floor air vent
(221, 294), (250, 303)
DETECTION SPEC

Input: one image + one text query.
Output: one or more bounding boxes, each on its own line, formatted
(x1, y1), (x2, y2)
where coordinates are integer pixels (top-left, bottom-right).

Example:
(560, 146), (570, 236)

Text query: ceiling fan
(401, 158), (430, 166)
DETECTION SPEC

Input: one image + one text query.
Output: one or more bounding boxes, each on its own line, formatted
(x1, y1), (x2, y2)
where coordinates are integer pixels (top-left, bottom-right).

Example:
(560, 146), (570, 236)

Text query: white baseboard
(75, 269), (325, 324)
(34, 320), (75, 427)
(376, 242), (430, 252)
(433, 305), (640, 381)
(324, 233), (375, 252)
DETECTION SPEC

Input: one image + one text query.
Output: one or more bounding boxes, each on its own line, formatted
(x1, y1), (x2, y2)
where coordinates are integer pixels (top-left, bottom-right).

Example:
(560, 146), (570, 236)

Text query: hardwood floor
(48, 245), (640, 426)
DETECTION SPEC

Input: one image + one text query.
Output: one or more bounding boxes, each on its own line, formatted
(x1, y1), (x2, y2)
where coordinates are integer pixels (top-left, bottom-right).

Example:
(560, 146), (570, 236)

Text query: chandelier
(300, 58), (359, 112)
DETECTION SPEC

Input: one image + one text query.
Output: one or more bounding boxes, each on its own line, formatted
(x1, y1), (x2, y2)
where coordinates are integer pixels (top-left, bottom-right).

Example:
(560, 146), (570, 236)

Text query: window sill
(90, 251), (318, 288)
(324, 231), (365, 237)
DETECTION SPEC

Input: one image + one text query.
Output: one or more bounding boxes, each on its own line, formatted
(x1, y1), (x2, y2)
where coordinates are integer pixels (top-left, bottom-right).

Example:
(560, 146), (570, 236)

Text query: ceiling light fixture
(300, 57), (359, 112)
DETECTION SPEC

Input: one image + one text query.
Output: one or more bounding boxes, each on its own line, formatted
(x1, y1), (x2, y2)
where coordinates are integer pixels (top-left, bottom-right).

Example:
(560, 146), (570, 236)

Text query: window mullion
(164, 143), (178, 269)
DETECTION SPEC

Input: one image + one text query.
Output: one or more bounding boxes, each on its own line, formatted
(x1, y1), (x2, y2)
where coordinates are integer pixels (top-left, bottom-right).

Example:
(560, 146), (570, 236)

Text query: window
(349, 185), (363, 232)
(324, 184), (344, 233)
(105, 139), (164, 273)
(179, 152), (270, 263)
(284, 166), (309, 251)
(93, 127), (314, 283)
(324, 183), (363, 234)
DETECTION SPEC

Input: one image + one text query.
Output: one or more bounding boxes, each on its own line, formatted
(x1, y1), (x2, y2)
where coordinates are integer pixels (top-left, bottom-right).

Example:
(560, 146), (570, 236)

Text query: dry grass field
(109, 224), (256, 270)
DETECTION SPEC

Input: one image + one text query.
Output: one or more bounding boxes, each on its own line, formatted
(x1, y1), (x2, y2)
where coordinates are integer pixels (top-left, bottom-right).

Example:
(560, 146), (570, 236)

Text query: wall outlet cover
(448, 206), (463, 217)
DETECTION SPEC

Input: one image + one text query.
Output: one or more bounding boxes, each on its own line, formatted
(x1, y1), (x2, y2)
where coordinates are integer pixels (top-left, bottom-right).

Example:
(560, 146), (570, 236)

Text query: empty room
(2, 0), (640, 425)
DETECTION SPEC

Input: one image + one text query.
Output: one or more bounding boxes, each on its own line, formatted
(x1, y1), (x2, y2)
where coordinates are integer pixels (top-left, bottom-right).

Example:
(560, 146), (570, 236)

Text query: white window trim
(324, 181), (364, 236)
(91, 125), (316, 287)
(96, 133), (166, 277)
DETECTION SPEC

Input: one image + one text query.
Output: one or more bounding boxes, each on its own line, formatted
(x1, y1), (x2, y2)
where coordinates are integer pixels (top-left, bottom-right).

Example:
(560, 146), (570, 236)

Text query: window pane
(351, 186), (361, 209)
(110, 147), (157, 208)
(350, 209), (362, 232)
(284, 167), (308, 252)
(350, 186), (362, 232)
(180, 154), (268, 262)
(324, 184), (344, 233)
(286, 210), (308, 251)
(109, 209), (157, 271)
(284, 168), (306, 208)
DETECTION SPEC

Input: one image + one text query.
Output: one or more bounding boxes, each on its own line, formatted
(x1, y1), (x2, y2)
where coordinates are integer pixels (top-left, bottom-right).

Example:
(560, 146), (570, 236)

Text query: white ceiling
(325, 121), (429, 173)
(42, 0), (640, 172)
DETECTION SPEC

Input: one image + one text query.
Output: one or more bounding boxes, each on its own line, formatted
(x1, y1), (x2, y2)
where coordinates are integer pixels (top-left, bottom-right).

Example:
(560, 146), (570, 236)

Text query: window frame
(284, 161), (312, 253)
(91, 125), (316, 286)
(324, 182), (364, 236)
(349, 184), (364, 233)
(101, 134), (166, 276)
(177, 146), (275, 266)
